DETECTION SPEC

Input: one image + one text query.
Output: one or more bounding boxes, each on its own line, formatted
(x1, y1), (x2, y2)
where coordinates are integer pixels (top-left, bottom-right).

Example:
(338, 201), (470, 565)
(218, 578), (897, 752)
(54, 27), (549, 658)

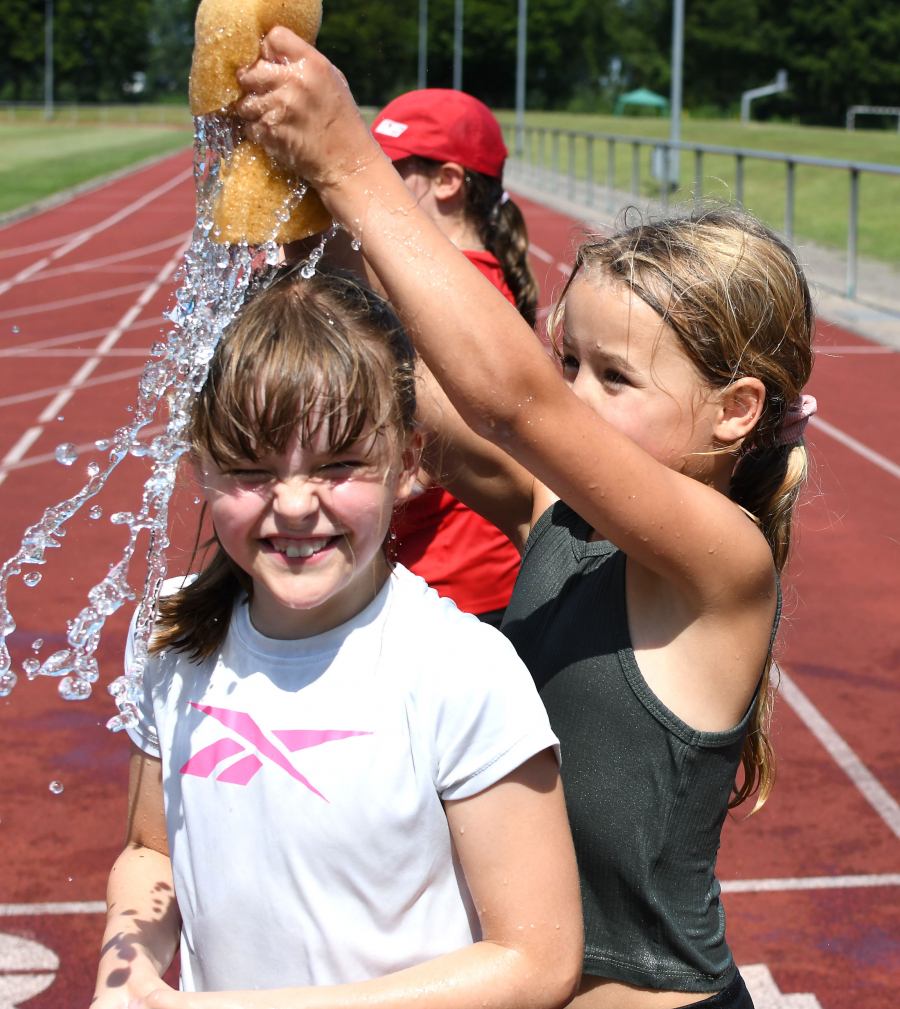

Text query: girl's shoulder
(389, 565), (515, 646)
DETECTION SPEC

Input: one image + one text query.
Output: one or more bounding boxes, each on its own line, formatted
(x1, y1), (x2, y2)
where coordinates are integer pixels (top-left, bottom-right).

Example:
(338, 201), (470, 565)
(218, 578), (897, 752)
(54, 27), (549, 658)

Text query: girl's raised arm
(236, 30), (774, 614)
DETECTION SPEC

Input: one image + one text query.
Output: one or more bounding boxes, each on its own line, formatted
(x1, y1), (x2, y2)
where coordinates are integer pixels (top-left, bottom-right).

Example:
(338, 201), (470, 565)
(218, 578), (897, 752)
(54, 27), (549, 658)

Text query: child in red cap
(372, 89), (538, 626)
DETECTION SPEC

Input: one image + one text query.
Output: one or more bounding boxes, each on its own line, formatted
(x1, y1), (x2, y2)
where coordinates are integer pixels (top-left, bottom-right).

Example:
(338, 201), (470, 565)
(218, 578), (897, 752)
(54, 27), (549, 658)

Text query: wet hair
(151, 263), (417, 662)
(550, 205), (814, 812)
(402, 155), (539, 326)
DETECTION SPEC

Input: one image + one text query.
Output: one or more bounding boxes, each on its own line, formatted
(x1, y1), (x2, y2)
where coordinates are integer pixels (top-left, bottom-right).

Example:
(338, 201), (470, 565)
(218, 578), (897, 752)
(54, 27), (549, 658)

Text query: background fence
(1, 103), (193, 127)
(500, 122), (900, 302)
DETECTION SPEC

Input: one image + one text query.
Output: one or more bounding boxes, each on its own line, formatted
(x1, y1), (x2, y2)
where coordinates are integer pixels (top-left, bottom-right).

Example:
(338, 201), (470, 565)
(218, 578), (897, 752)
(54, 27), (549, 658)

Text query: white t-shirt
(127, 565), (558, 993)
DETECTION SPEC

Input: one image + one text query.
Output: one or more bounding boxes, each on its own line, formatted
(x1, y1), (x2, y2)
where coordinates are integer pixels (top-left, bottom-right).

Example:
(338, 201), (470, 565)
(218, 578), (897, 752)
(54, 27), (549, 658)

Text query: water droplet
(194, 497), (201, 505)
(89, 505), (102, 520)
(150, 342), (166, 357)
(22, 657), (40, 677)
(49, 781), (64, 794)
(126, 405), (133, 412)
(12, 326), (19, 334)
(31, 638), (43, 651)
(68, 877), (73, 882)
(86, 462), (100, 477)
(94, 438), (110, 450)
(23, 572), (41, 587)
(55, 443), (78, 466)
(110, 512), (131, 525)
(57, 416), (64, 422)
(0, 671), (17, 697)
(59, 675), (91, 701)
(351, 238), (362, 251)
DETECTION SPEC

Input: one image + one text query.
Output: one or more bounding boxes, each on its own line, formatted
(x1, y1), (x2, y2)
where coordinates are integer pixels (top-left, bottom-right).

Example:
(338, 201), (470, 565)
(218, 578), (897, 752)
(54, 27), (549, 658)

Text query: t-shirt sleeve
(418, 609), (559, 802)
(123, 604), (161, 758)
(122, 575), (193, 758)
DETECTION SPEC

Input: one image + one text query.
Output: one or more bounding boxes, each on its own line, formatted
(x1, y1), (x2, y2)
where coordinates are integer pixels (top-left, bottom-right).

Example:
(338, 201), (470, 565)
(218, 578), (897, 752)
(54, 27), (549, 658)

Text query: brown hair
(151, 263), (417, 662)
(401, 156), (539, 326)
(550, 205), (814, 812)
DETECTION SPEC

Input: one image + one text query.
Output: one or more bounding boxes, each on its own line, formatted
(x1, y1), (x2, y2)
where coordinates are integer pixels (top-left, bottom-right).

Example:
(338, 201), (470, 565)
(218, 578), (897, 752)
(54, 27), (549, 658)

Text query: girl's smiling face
(560, 274), (723, 481)
(197, 425), (420, 639)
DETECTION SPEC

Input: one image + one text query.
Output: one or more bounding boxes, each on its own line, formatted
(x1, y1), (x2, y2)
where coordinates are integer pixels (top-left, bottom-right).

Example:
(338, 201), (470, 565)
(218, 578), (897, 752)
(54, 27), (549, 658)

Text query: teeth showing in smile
(272, 537), (332, 559)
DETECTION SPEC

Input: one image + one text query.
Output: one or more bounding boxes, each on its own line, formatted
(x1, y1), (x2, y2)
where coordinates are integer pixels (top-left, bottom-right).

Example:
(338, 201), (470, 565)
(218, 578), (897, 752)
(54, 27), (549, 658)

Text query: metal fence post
(847, 168), (859, 299)
(784, 161), (795, 242)
(632, 143), (640, 198)
(661, 146), (669, 207)
(693, 150), (703, 212)
(735, 154), (744, 207)
(538, 129), (546, 189)
(606, 140), (615, 214)
(586, 136), (594, 207)
(552, 130), (560, 194)
(568, 132), (576, 200)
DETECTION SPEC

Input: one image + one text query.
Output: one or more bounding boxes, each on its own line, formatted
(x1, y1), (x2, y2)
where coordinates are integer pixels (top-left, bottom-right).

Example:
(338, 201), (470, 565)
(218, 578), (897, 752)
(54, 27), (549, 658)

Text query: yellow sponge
(190, 0), (330, 245)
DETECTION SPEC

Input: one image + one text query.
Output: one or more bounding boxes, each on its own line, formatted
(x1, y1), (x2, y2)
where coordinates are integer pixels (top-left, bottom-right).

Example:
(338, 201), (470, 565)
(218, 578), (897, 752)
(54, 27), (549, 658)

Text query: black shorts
(681, 973), (754, 1009)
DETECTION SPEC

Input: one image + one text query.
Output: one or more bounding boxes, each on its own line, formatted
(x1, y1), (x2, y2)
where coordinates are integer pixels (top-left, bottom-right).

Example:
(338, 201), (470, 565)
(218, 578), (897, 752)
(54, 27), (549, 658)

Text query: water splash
(0, 113), (295, 722)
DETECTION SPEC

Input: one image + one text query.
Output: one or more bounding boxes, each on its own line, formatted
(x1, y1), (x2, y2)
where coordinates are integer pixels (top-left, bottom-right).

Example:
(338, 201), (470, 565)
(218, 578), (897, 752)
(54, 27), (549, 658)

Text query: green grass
(495, 112), (900, 267)
(0, 122), (193, 216)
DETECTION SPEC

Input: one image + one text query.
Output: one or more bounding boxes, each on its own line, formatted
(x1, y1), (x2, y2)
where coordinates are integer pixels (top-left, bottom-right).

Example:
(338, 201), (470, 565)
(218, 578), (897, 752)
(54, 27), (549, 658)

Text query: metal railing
(499, 123), (900, 301)
(0, 101), (192, 126)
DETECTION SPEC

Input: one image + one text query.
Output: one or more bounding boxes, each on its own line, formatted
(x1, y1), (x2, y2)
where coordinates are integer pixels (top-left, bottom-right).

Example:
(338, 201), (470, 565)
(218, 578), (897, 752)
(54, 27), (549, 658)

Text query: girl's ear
(714, 378), (766, 446)
(433, 162), (466, 204)
(394, 427), (426, 505)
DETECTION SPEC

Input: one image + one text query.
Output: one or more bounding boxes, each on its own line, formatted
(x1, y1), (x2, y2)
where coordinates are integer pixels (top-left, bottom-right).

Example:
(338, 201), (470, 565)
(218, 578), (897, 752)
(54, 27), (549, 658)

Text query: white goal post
(846, 106), (900, 132)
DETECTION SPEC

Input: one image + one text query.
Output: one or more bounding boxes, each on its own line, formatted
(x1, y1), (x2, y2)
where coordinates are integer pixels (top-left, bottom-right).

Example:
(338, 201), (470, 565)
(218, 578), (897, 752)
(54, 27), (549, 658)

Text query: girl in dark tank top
(239, 61), (816, 1009)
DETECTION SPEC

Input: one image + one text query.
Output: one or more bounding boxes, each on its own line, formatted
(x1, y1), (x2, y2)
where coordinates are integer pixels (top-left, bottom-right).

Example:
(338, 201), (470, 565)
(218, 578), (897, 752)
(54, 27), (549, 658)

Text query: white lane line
(528, 242), (554, 264)
(36, 243), (186, 423)
(0, 317), (164, 357)
(0, 167), (192, 299)
(0, 901), (106, 916)
(721, 873), (900, 894)
(779, 669), (900, 842)
(0, 425), (165, 476)
(0, 243), (185, 490)
(0, 367), (145, 411)
(3, 349), (152, 359)
(809, 416), (900, 481)
(816, 345), (896, 355)
(1, 427), (44, 467)
(20, 233), (191, 285)
(0, 230), (89, 261)
(0, 283), (147, 322)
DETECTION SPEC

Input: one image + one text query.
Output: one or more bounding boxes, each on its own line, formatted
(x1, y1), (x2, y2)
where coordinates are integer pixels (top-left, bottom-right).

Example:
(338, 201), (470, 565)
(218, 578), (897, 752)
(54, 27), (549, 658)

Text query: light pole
(452, 0), (463, 91)
(44, 0), (54, 121)
(418, 0), (428, 89)
(514, 0), (527, 156)
(668, 0), (684, 188)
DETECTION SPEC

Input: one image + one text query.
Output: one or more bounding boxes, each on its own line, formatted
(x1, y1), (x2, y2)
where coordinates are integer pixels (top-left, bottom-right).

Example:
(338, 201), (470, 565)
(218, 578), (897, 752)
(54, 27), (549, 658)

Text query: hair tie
(499, 190), (510, 205)
(780, 393), (817, 445)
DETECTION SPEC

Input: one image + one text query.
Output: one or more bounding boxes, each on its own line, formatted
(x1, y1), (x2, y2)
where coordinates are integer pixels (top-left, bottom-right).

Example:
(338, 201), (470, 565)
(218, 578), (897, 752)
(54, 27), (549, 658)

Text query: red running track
(0, 153), (898, 1007)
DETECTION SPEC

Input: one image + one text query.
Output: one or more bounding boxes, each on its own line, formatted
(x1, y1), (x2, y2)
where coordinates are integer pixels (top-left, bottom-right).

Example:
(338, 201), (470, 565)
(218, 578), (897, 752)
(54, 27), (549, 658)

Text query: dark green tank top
(501, 502), (780, 993)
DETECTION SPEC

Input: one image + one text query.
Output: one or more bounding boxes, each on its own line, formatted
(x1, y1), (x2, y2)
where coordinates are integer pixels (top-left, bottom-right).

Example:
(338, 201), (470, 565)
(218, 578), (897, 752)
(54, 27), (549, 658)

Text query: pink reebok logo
(180, 702), (372, 801)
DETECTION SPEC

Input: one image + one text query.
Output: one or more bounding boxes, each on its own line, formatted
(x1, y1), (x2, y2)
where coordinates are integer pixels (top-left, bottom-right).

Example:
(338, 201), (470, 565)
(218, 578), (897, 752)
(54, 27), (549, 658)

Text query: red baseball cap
(372, 89), (508, 180)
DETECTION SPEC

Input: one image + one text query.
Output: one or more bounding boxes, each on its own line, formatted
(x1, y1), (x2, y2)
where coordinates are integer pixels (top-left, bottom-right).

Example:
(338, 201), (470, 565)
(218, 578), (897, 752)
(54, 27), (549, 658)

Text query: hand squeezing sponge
(190, 0), (332, 245)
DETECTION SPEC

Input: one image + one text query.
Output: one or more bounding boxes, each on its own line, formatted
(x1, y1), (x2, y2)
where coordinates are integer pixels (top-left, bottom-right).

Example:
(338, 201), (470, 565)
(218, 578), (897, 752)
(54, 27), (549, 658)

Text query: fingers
(236, 59), (292, 96)
(260, 25), (312, 62)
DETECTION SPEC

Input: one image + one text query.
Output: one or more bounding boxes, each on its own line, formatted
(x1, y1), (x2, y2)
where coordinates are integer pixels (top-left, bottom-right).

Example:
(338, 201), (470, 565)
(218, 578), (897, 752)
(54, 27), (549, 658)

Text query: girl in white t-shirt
(93, 264), (582, 1009)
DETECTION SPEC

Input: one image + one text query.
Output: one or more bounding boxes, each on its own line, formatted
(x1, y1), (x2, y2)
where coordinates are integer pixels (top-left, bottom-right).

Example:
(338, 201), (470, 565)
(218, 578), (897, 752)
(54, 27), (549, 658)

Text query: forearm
(140, 935), (576, 1009)
(95, 843), (181, 999)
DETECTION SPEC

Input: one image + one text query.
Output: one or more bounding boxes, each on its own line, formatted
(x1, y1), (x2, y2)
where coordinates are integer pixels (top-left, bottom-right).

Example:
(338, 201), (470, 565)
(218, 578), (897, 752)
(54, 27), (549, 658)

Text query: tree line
(2, 0), (899, 125)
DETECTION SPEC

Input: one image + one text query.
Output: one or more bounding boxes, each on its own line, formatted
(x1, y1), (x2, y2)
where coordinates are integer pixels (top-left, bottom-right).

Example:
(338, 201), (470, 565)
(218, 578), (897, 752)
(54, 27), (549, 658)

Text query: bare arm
(133, 749), (582, 1009)
(417, 360), (535, 551)
(92, 744), (180, 1007)
(236, 32), (774, 615)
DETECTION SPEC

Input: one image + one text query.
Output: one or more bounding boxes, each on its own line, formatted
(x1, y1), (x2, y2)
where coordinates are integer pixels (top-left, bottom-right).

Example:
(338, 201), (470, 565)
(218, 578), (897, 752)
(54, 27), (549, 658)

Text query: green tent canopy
(614, 88), (670, 116)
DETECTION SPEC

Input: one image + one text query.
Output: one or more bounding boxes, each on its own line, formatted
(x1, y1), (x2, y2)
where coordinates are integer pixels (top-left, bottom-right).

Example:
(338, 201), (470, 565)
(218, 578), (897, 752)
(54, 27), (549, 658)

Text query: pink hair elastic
(781, 393), (817, 445)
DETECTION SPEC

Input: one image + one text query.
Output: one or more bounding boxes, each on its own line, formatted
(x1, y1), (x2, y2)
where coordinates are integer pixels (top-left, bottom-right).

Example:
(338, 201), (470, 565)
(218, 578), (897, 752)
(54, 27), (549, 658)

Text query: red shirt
(392, 249), (521, 615)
